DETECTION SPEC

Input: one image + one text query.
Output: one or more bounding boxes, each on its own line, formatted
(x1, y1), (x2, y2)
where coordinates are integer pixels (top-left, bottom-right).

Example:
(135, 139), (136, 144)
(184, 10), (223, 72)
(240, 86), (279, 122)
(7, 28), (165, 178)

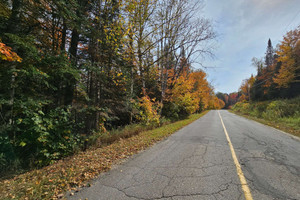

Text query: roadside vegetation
(0, 112), (208, 200)
(231, 97), (300, 137)
(0, 0), (225, 178)
(230, 26), (300, 137)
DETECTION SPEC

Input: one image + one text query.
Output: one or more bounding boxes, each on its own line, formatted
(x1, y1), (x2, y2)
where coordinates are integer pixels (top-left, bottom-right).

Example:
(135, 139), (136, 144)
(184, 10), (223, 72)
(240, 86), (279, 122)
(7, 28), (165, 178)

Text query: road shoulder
(229, 110), (300, 140)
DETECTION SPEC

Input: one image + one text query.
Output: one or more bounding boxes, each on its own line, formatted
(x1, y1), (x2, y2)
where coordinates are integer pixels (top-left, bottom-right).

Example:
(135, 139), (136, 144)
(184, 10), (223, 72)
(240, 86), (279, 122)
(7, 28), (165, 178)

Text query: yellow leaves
(19, 141), (27, 147)
(17, 118), (23, 124)
(168, 68), (216, 113)
(273, 64), (295, 88)
(0, 106), (205, 200)
(239, 75), (255, 101)
(0, 41), (22, 62)
(273, 26), (300, 88)
(26, 187), (34, 195)
(218, 99), (226, 109)
(137, 95), (160, 125)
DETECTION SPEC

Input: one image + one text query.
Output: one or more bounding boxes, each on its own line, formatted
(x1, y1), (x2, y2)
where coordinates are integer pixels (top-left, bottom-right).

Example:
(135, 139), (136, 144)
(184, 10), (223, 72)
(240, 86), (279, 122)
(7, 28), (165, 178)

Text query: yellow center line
(218, 111), (253, 200)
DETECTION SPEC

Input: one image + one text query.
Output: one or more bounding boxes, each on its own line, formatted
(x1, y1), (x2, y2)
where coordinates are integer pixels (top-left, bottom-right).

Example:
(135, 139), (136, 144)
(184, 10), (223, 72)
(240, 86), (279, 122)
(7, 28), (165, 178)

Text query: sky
(197, 0), (300, 94)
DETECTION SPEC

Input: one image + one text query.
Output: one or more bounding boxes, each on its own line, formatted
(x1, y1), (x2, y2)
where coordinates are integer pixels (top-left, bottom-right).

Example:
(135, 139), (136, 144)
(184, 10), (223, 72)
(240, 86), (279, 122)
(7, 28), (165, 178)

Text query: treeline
(238, 26), (300, 101)
(0, 0), (222, 172)
(216, 92), (239, 109)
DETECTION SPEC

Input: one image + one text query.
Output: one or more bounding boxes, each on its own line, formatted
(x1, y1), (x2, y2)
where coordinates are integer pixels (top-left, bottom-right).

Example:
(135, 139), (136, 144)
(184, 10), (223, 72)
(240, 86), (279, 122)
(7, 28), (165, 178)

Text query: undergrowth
(231, 97), (300, 137)
(0, 111), (208, 200)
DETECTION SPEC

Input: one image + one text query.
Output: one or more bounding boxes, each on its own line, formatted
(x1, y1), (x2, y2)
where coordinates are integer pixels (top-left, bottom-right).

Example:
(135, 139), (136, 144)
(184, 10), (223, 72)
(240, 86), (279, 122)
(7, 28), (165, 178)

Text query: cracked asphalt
(68, 110), (300, 200)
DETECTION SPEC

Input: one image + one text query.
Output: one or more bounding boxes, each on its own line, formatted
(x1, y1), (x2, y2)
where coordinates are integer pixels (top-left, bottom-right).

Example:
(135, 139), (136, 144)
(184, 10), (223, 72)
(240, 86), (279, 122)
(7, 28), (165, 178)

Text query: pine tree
(265, 39), (274, 67)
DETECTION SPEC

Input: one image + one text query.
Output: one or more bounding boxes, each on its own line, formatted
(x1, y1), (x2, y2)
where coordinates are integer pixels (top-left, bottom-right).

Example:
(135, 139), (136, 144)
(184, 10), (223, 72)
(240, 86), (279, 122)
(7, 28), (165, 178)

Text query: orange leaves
(273, 27), (300, 88)
(273, 65), (295, 88)
(218, 98), (225, 109)
(137, 94), (160, 125)
(169, 70), (199, 114)
(0, 112), (207, 200)
(239, 75), (255, 101)
(167, 67), (219, 113)
(0, 41), (22, 62)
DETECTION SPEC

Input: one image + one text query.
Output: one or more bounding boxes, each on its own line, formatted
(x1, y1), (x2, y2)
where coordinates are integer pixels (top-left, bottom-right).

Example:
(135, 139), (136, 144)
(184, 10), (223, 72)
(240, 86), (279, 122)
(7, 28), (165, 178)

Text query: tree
(236, 26), (300, 102)
(273, 27), (300, 88)
(265, 39), (274, 67)
(0, 0), (217, 172)
(0, 41), (22, 62)
(239, 75), (255, 101)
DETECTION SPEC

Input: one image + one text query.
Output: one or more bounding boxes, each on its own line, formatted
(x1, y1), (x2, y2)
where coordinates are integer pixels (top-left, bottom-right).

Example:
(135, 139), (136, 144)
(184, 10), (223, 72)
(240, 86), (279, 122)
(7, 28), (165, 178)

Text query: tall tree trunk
(60, 19), (67, 51)
(64, 27), (79, 105)
(9, 65), (16, 143)
(129, 29), (134, 123)
(69, 28), (79, 59)
(6, 0), (22, 33)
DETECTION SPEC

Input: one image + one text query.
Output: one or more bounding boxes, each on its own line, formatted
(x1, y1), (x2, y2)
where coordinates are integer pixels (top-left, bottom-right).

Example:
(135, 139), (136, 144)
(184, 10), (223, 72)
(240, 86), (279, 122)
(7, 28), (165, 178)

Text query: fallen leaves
(0, 112), (207, 200)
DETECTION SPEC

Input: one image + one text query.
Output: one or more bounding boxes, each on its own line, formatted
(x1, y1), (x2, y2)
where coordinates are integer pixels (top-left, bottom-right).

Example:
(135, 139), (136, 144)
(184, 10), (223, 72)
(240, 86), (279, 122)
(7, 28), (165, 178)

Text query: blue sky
(198, 0), (300, 94)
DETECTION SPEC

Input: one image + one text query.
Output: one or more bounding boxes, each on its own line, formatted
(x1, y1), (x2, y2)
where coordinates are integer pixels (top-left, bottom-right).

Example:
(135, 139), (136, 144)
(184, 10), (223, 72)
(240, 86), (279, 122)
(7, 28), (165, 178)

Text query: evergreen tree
(0, 0), (217, 173)
(265, 39), (274, 67)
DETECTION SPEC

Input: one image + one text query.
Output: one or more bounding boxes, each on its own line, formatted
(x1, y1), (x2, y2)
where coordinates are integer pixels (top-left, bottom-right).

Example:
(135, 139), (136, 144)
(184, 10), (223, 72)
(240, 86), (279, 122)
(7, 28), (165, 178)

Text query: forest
(238, 26), (300, 102)
(216, 26), (300, 108)
(0, 0), (224, 173)
(230, 26), (300, 135)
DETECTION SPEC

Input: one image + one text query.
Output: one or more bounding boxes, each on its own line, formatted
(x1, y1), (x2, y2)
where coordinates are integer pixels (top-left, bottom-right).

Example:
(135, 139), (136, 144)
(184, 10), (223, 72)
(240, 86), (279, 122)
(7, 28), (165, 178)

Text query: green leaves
(0, 0), (218, 177)
(19, 141), (26, 147)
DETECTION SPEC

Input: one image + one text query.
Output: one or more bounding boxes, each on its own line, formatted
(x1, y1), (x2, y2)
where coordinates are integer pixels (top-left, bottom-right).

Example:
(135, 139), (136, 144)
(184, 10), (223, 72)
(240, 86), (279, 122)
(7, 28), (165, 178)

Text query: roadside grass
(0, 111), (208, 200)
(230, 97), (300, 138)
(230, 110), (300, 138)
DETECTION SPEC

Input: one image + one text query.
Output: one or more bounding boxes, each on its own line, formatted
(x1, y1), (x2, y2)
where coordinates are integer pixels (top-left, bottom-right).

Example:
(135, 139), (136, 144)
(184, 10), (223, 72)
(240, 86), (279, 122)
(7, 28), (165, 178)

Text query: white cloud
(200, 0), (300, 93)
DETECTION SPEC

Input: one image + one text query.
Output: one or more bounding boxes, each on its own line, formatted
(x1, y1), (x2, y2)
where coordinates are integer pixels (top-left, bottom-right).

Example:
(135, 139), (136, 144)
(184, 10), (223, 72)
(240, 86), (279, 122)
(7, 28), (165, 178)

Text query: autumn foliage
(237, 26), (300, 102)
(0, 0), (217, 176)
(136, 95), (160, 126)
(0, 41), (22, 62)
(273, 28), (300, 88)
(162, 64), (224, 119)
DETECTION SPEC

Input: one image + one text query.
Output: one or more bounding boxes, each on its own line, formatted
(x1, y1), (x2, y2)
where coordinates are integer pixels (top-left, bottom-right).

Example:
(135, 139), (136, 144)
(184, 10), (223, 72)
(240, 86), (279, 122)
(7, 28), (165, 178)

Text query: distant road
(69, 110), (300, 200)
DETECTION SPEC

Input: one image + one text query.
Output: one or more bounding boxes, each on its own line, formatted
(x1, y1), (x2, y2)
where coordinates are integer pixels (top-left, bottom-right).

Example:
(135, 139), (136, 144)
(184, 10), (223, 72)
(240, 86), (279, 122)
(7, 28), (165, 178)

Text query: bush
(135, 95), (160, 126)
(1, 102), (81, 170)
(161, 102), (180, 120)
(255, 102), (268, 116)
(32, 107), (81, 166)
(232, 96), (300, 123)
(0, 133), (18, 173)
(162, 99), (198, 121)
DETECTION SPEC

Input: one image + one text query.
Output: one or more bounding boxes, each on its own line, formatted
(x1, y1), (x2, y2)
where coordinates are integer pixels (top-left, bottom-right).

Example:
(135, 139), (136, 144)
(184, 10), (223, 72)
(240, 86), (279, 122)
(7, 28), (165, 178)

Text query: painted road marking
(218, 111), (253, 200)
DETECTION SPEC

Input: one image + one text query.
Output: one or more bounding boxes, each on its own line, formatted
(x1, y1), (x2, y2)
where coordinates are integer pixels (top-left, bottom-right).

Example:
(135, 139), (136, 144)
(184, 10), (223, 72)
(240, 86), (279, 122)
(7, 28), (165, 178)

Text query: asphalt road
(68, 110), (300, 200)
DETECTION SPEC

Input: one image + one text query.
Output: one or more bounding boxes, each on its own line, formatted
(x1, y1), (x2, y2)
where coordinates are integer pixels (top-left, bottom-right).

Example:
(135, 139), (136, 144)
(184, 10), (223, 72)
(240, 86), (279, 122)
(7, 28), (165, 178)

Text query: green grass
(230, 97), (300, 138)
(0, 111), (209, 200)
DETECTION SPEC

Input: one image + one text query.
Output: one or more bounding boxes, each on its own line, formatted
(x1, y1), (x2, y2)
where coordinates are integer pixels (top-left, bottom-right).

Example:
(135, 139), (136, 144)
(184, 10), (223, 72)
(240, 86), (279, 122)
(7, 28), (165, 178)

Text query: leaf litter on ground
(0, 112), (208, 200)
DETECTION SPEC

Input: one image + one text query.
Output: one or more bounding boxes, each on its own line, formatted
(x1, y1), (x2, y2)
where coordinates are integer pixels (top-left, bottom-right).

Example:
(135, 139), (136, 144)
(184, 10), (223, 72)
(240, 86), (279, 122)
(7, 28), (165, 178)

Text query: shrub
(232, 96), (300, 122)
(135, 95), (160, 126)
(2, 103), (80, 169)
(161, 101), (180, 120)
(0, 133), (18, 173)
(33, 107), (80, 166)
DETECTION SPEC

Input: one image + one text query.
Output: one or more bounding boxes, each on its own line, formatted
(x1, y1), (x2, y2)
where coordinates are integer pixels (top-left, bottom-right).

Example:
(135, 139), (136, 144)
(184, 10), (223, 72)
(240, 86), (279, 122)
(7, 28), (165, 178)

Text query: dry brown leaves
(0, 112), (207, 200)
